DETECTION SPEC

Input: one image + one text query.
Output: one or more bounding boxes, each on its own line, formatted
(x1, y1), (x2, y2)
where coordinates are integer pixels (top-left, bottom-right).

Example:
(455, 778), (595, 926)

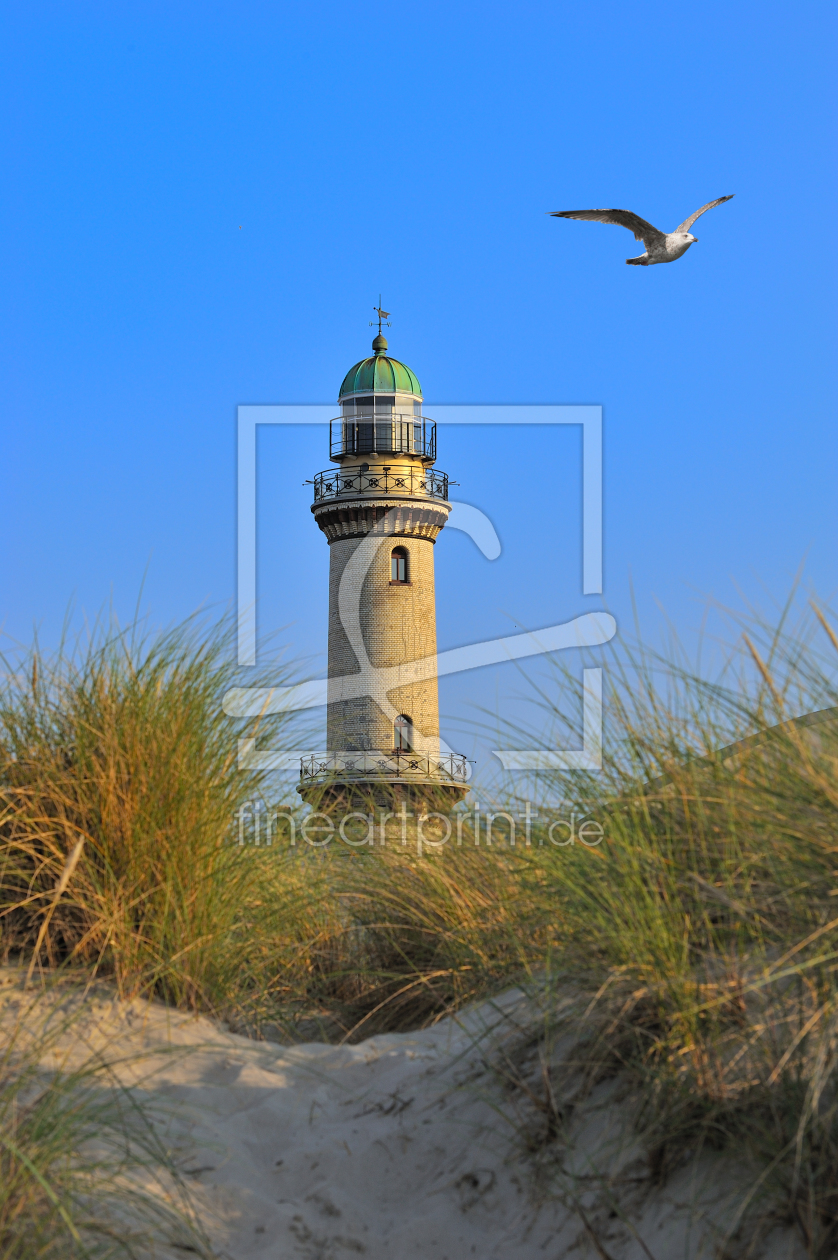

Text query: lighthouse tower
(299, 319), (468, 808)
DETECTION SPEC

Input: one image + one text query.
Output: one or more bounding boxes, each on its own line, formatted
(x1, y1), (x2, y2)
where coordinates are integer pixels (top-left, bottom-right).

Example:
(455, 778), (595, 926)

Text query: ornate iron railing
(312, 464), (449, 504)
(300, 751), (470, 783)
(330, 415), (436, 460)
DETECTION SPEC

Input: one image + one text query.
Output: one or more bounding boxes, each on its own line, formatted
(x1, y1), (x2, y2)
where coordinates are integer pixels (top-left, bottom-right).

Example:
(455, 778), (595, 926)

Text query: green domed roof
(339, 335), (422, 398)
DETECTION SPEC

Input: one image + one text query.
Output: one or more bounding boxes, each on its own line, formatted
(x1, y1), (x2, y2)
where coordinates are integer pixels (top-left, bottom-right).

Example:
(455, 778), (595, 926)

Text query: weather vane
(370, 296), (391, 335)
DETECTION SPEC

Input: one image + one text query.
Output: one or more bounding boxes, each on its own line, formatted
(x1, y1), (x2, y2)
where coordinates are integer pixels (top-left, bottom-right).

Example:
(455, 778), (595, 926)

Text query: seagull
(549, 195), (735, 265)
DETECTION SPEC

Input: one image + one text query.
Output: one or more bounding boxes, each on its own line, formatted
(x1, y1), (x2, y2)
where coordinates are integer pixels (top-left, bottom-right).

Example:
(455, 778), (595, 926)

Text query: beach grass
(0, 614), (299, 1016)
(1, 600), (837, 1254)
(450, 597), (838, 1254)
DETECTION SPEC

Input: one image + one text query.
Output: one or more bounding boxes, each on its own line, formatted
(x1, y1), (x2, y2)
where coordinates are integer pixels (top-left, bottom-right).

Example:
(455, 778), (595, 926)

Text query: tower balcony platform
(312, 463), (449, 505)
(300, 750), (469, 788)
(330, 414), (437, 462)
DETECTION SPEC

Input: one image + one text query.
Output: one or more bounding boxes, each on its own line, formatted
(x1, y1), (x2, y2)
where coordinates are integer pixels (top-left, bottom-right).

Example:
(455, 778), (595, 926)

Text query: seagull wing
(549, 208), (666, 249)
(675, 194), (735, 234)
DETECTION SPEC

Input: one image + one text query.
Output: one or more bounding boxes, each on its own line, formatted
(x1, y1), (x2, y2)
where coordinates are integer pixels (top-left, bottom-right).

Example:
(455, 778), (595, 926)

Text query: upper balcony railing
(312, 463), (449, 504)
(330, 414), (436, 461)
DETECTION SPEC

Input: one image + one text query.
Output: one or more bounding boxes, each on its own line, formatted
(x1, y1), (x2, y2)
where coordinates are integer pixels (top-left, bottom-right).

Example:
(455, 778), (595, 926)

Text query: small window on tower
(394, 714), (413, 752)
(390, 546), (408, 584)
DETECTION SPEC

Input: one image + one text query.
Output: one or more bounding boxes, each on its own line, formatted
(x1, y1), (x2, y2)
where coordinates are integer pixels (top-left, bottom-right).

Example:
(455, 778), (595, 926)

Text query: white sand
(0, 973), (807, 1260)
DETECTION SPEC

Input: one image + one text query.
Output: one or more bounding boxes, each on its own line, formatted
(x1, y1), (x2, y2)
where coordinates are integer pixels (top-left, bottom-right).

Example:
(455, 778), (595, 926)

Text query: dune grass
(0, 615), (300, 1015)
(1, 600), (838, 1254)
(475, 601), (838, 1254)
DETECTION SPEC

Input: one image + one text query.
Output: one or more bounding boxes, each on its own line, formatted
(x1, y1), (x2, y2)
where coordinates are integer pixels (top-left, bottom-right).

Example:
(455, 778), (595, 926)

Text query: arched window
(394, 714), (413, 752)
(390, 546), (408, 584)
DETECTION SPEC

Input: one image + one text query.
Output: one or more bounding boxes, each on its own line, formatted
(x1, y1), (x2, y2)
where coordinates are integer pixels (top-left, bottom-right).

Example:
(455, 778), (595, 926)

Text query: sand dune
(0, 972), (806, 1259)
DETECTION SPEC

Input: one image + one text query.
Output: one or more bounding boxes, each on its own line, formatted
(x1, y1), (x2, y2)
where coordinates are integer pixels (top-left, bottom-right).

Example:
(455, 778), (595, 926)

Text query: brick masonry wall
(326, 531), (441, 752)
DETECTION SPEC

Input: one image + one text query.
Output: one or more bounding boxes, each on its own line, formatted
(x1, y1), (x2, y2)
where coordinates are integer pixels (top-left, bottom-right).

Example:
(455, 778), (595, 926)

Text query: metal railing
(330, 415), (436, 461)
(312, 464), (449, 504)
(300, 751), (470, 783)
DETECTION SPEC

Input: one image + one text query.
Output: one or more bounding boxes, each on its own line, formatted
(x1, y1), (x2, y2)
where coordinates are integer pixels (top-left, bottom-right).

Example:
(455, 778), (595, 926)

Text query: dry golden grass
(0, 616), (300, 1015)
(1, 599), (837, 1254)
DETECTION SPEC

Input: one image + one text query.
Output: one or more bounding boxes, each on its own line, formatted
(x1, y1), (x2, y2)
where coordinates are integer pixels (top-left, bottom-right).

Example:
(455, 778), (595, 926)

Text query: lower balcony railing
(300, 751), (470, 783)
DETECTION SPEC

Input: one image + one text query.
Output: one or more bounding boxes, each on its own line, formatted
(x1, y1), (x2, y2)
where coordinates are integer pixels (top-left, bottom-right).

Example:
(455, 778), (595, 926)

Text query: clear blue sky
(2, 1), (836, 780)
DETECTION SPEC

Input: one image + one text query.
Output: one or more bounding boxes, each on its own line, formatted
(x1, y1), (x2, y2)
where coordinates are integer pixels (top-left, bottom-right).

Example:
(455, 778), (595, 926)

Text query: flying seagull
(549, 195), (735, 265)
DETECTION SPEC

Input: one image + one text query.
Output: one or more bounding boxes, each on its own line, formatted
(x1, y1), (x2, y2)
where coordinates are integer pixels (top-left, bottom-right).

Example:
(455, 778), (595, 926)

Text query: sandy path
(0, 973), (807, 1259)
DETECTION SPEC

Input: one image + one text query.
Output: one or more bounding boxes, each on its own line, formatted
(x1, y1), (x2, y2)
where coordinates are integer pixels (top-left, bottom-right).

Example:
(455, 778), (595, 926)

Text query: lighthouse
(299, 315), (468, 809)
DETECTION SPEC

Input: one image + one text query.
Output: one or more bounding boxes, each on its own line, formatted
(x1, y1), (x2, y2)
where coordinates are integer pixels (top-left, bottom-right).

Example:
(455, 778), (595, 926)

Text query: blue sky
(2, 1), (836, 782)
